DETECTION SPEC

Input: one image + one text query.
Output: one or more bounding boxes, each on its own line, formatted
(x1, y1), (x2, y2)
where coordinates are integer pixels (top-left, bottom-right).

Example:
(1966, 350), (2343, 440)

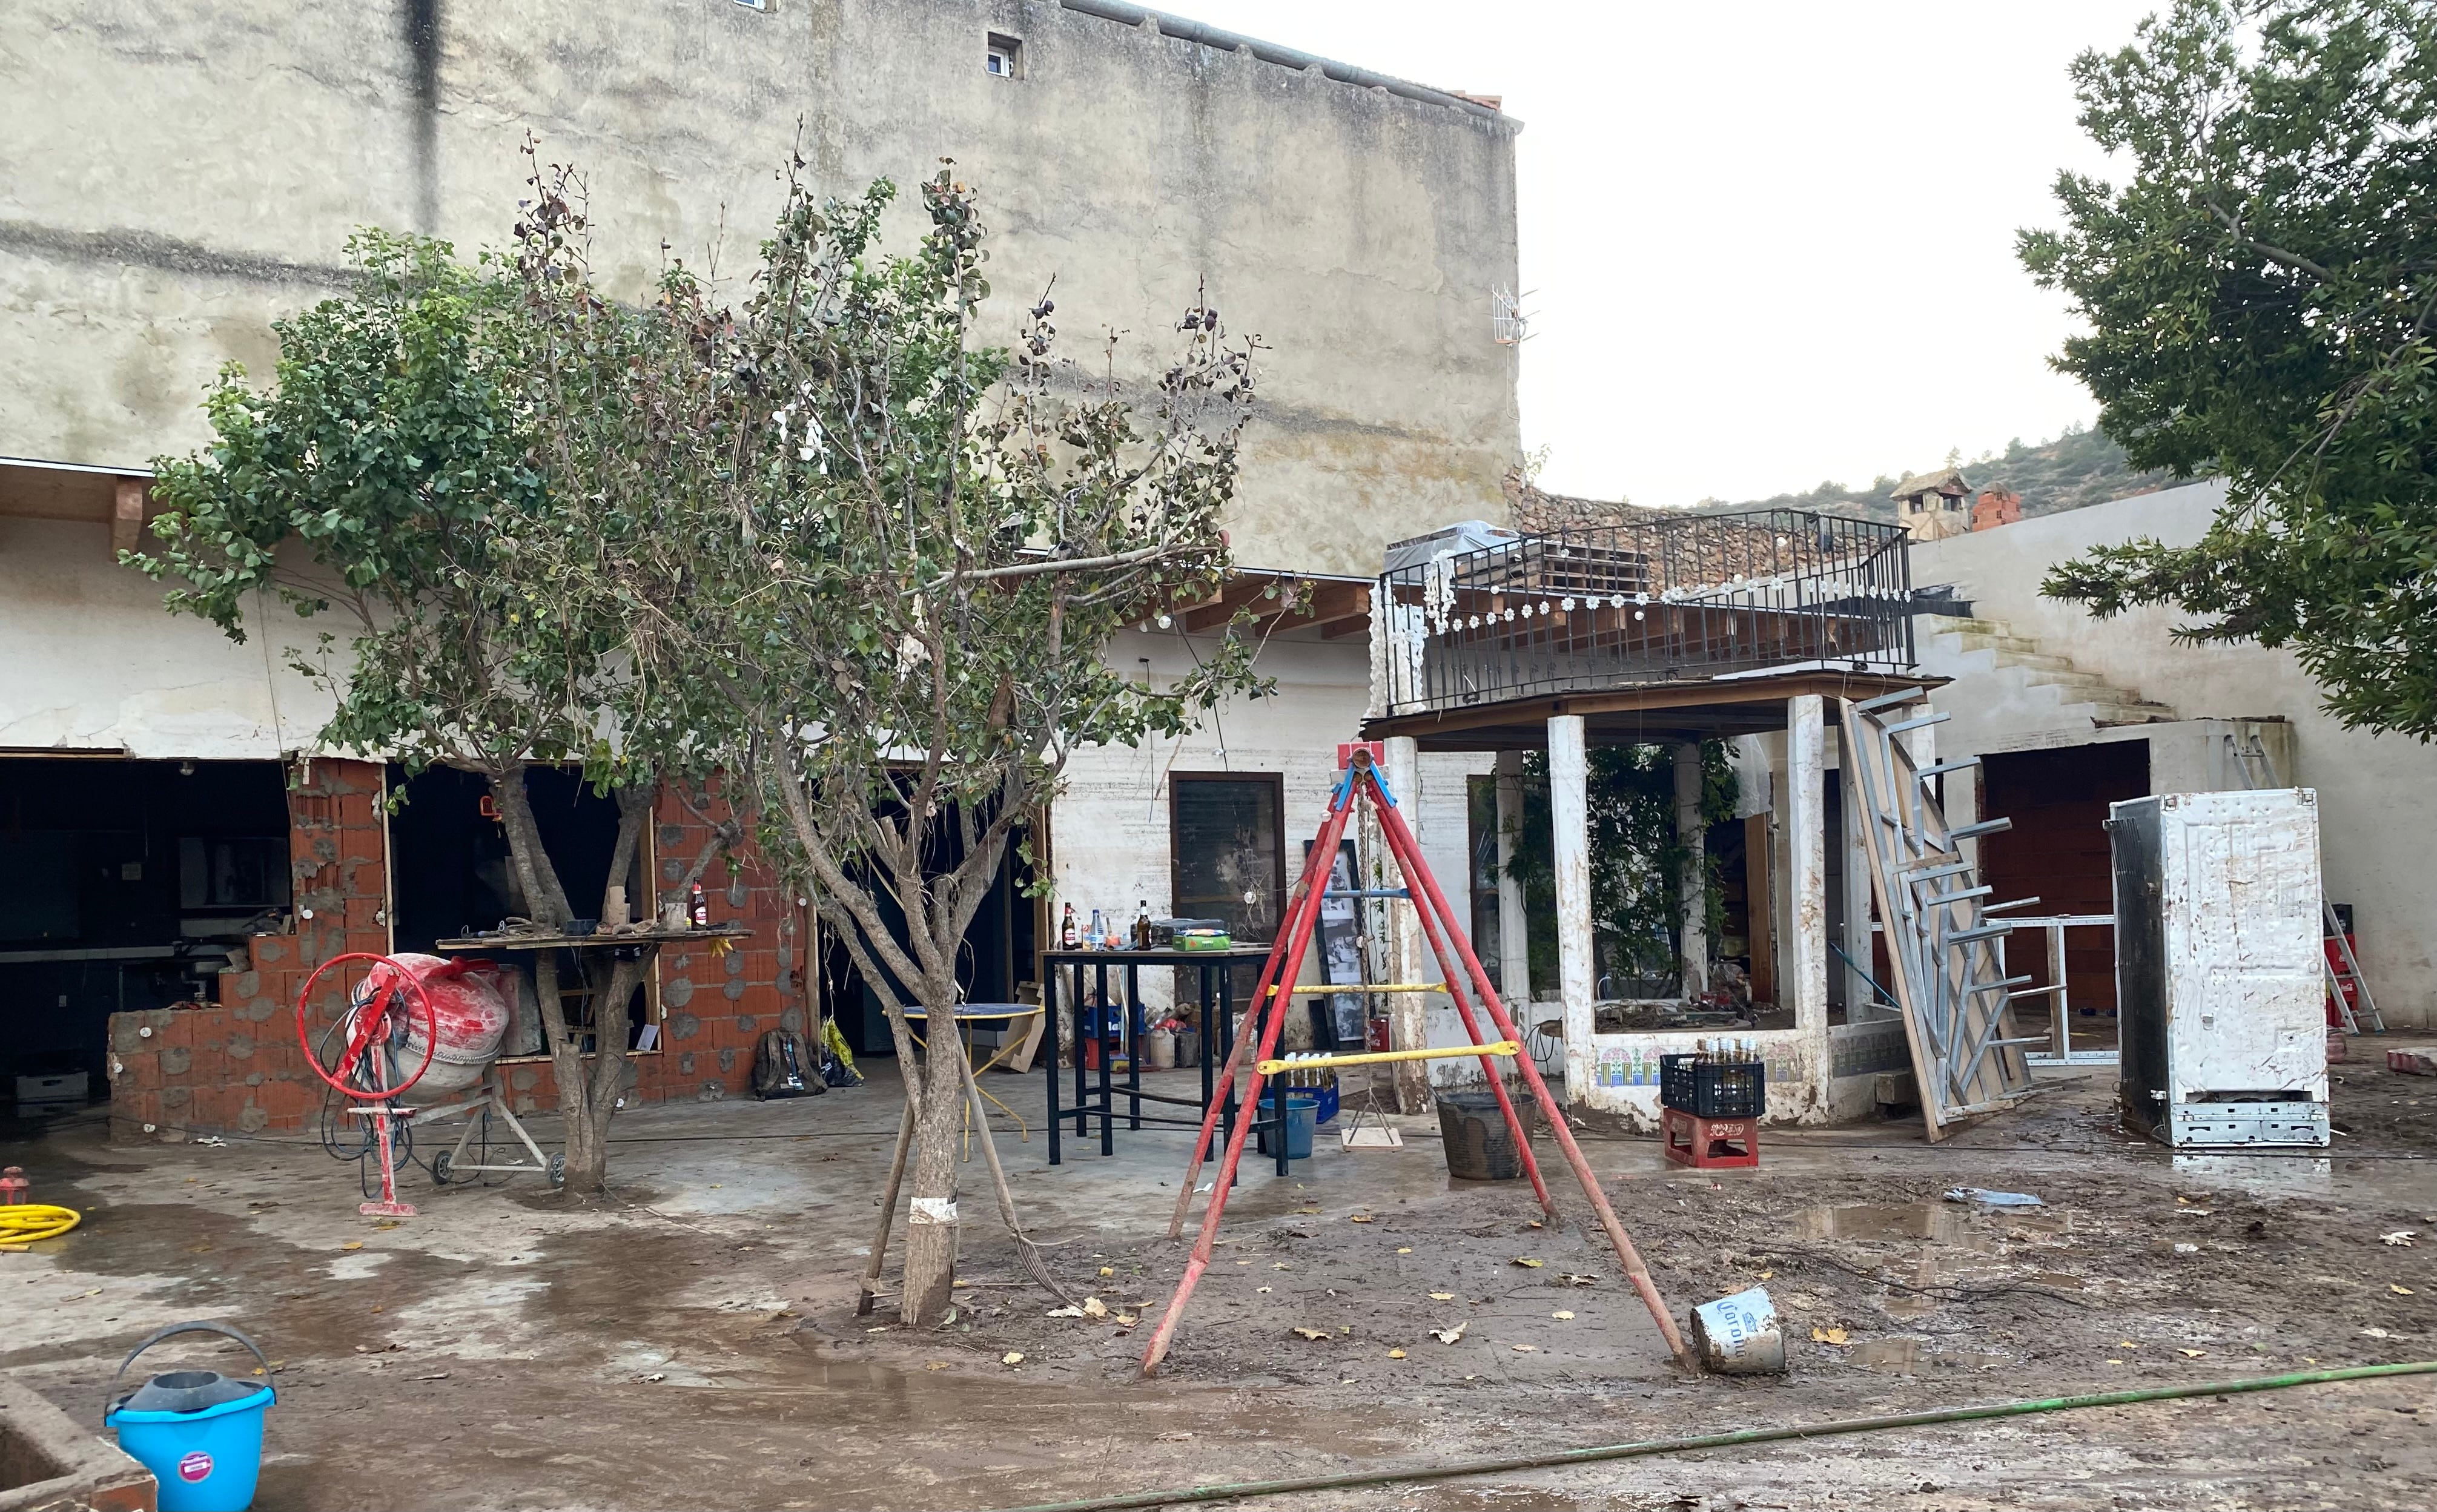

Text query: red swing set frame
(1140, 743), (1696, 1376)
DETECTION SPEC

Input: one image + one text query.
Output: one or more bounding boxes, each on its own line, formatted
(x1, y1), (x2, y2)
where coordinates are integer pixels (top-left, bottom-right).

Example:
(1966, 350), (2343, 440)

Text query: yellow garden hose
(0, 1204), (81, 1250)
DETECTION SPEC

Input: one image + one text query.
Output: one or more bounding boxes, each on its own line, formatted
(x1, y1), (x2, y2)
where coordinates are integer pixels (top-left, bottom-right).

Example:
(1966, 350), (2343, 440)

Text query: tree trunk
(896, 1070), (965, 1325)
(487, 764), (573, 927)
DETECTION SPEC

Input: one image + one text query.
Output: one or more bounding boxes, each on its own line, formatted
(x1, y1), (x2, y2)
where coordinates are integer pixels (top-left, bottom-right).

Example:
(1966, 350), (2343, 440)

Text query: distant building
(1972, 488), (2023, 532)
(1890, 467), (1972, 541)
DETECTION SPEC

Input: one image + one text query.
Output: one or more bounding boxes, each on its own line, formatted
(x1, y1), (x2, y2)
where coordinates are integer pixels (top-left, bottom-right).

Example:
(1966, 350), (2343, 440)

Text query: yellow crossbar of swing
(1266, 983), (1446, 996)
(1256, 1041), (1516, 1075)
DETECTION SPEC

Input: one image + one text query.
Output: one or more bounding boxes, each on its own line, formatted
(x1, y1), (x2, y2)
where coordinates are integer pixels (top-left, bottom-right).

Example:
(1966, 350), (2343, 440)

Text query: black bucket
(1436, 1089), (1538, 1181)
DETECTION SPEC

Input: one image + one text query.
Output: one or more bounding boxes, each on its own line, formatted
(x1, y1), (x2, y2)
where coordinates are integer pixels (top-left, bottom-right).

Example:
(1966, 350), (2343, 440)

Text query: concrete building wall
(1913, 481), (2437, 1029)
(2, 0), (1521, 575)
(1049, 624), (1487, 1045)
(0, 517), (338, 756)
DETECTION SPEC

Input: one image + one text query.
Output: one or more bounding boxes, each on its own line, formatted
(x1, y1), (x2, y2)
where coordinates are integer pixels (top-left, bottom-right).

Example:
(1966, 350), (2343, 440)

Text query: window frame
(1166, 771), (1288, 946)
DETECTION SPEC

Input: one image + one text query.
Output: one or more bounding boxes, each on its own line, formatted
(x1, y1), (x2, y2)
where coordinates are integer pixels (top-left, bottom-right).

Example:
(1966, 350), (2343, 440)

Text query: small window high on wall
(1169, 774), (1283, 945)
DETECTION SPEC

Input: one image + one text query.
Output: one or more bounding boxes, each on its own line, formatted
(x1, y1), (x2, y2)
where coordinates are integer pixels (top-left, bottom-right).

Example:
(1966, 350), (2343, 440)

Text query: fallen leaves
(1812, 1327), (1850, 1346)
(1387, 1348), (1407, 1359)
(2364, 1327), (2395, 1339)
(2395, 1284), (2417, 1296)
(1002, 1352), (1025, 1366)
(1511, 1257), (1544, 1269)
(1561, 1273), (1598, 1287)
(1430, 1322), (1468, 1345)
(1349, 1215), (1374, 1224)
(2179, 1349), (2207, 1358)
(1512, 1343), (1538, 1353)
(340, 1242), (364, 1252)
(1099, 1266), (1116, 1277)
(2382, 1231), (2418, 1247)
(1291, 1327), (1331, 1342)
(1115, 1313), (1138, 1327)
(1551, 1310), (1575, 1321)
(1428, 1291), (1457, 1301)
(1257, 1286), (1272, 1295)
(925, 1362), (949, 1372)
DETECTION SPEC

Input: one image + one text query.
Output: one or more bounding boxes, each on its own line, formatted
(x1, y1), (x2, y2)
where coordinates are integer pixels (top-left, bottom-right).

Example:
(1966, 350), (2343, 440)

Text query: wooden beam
(111, 479), (148, 556)
(1246, 579), (1369, 638)
(1182, 576), (1287, 633)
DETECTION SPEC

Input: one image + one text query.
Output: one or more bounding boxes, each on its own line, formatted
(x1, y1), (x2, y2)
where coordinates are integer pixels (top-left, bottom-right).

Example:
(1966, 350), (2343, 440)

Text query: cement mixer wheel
(430, 1150), (454, 1186)
(548, 1152), (566, 1187)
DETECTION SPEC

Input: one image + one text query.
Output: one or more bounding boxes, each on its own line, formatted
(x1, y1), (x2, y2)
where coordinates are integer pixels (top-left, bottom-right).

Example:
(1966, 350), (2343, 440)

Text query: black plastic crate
(1659, 1054), (1765, 1118)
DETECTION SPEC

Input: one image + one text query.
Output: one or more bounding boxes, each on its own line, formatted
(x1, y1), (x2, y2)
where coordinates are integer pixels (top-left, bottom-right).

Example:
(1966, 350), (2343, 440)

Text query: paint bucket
(1688, 1287), (1784, 1375)
(1175, 1029), (1200, 1068)
(1435, 1089), (1537, 1181)
(105, 1322), (276, 1512)
(1144, 1029), (1177, 1071)
(1255, 1091), (1317, 1160)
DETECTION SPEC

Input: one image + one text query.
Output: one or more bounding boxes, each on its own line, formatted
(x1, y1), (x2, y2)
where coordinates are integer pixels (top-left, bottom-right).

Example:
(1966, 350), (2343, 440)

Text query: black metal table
(1042, 946), (1288, 1173)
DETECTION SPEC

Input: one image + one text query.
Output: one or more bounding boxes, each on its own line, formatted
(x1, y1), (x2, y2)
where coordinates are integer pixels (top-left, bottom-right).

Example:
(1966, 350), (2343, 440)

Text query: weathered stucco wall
(0, 518), (339, 756)
(1913, 483), (2437, 1029)
(2, 0), (1520, 573)
(1050, 626), (1487, 1040)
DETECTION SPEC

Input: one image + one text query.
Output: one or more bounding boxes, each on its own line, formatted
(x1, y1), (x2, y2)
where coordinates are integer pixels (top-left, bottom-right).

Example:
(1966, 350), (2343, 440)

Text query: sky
(1171, 0), (2162, 507)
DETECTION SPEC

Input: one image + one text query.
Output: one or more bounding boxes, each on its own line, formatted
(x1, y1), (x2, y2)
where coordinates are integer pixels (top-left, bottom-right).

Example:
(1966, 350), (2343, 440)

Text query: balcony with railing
(1373, 509), (1915, 719)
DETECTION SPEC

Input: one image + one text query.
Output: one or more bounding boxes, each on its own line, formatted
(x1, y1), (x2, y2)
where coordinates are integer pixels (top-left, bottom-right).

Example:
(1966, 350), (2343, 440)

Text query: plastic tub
(1436, 1089), (1538, 1181)
(1255, 1091), (1317, 1160)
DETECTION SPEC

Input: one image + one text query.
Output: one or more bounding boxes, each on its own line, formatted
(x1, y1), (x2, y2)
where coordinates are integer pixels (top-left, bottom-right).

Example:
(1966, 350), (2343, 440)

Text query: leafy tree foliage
(509, 150), (1265, 1322)
(2022, 0), (2437, 736)
(1498, 744), (1737, 995)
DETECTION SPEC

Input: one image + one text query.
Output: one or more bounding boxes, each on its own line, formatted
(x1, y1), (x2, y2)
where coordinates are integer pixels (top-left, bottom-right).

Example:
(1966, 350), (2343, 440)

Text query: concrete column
(1788, 695), (1829, 1035)
(1493, 749), (1532, 1006)
(1548, 715), (1597, 1101)
(1836, 727), (1877, 1017)
(1673, 741), (1709, 1002)
(1382, 736), (1431, 1113)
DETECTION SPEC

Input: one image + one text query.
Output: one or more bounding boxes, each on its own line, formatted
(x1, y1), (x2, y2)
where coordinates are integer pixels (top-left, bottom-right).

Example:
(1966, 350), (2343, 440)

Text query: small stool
(1661, 1107), (1758, 1169)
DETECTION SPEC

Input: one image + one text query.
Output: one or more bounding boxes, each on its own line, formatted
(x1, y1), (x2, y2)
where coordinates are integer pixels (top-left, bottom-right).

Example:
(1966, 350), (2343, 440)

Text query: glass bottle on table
(1134, 900), (1152, 949)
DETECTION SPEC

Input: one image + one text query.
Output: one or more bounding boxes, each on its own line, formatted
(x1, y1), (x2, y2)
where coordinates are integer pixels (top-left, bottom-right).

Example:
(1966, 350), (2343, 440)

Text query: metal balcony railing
(1375, 510), (1914, 716)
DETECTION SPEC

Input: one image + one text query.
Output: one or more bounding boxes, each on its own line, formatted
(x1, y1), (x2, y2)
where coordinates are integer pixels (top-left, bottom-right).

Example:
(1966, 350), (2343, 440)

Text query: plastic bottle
(689, 881), (708, 928)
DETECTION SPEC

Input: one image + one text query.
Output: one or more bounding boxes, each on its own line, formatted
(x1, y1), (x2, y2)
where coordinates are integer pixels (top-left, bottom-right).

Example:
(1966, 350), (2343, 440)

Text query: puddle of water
(1851, 1336), (2009, 1373)
(1793, 1202), (1985, 1248)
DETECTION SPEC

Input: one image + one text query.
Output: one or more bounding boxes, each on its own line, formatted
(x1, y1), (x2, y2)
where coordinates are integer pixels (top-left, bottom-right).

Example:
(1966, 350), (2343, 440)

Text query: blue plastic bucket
(110, 1388), (274, 1511)
(1256, 1091), (1318, 1160)
(104, 1322), (276, 1512)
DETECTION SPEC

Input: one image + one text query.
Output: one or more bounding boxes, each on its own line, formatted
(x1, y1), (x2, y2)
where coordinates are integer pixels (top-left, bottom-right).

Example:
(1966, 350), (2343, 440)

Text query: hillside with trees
(1709, 424), (2181, 522)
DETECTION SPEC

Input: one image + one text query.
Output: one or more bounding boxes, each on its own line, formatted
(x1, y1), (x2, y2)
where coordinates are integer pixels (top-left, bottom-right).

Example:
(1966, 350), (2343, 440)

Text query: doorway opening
(0, 758), (289, 1113)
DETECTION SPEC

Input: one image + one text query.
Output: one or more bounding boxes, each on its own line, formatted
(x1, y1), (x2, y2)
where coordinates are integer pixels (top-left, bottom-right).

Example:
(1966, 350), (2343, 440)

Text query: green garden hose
(1002, 1360), (2437, 1512)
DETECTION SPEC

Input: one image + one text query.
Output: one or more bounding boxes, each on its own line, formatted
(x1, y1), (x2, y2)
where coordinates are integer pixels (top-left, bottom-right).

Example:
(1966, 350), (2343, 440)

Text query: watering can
(104, 1321), (275, 1512)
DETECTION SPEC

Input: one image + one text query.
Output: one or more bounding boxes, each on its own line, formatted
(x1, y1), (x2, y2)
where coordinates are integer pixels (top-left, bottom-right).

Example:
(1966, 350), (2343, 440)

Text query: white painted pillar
(1836, 727), (1877, 1018)
(1673, 741), (1709, 1001)
(1788, 695), (1829, 1037)
(1548, 715), (1597, 1102)
(1493, 749), (1532, 1005)
(1383, 735), (1431, 1113)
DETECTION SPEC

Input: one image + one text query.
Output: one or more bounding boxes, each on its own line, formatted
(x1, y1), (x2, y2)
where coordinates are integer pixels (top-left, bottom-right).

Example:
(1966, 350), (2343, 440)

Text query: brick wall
(107, 764), (805, 1140)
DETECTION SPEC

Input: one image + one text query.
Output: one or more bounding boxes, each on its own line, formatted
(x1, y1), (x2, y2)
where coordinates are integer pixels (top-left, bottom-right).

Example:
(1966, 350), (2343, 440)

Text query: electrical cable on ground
(996, 1360), (2437, 1512)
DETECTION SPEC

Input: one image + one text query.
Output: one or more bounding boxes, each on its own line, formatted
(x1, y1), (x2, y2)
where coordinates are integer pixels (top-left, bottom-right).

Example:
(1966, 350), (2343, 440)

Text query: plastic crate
(1659, 1054), (1765, 1118)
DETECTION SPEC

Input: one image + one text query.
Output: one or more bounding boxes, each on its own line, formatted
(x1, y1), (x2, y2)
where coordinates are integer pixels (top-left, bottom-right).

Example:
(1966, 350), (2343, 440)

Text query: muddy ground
(8, 1059), (2437, 1510)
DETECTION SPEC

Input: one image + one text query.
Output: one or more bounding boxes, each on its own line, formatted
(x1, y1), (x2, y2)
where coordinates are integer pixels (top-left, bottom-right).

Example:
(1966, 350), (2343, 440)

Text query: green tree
(1500, 743), (1737, 995)
(134, 224), (735, 1194)
(2022, 0), (2437, 735)
(518, 152), (1267, 1324)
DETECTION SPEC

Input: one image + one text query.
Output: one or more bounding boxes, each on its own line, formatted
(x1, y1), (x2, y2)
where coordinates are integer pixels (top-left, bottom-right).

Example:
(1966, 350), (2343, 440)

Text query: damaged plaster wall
(1, 0), (1521, 575)
(1913, 481), (2437, 1031)
(0, 518), (337, 757)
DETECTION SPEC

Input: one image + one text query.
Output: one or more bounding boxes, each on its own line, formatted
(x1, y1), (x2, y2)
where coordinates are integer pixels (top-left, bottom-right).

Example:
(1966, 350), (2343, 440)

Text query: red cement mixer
(297, 953), (558, 1217)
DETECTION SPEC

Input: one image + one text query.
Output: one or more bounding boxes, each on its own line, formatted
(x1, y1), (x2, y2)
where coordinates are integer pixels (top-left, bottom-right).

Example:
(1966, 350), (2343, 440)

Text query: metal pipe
(1054, 1), (1509, 122)
(1255, 1041), (1515, 1075)
(1001, 1360), (2437, 1512)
